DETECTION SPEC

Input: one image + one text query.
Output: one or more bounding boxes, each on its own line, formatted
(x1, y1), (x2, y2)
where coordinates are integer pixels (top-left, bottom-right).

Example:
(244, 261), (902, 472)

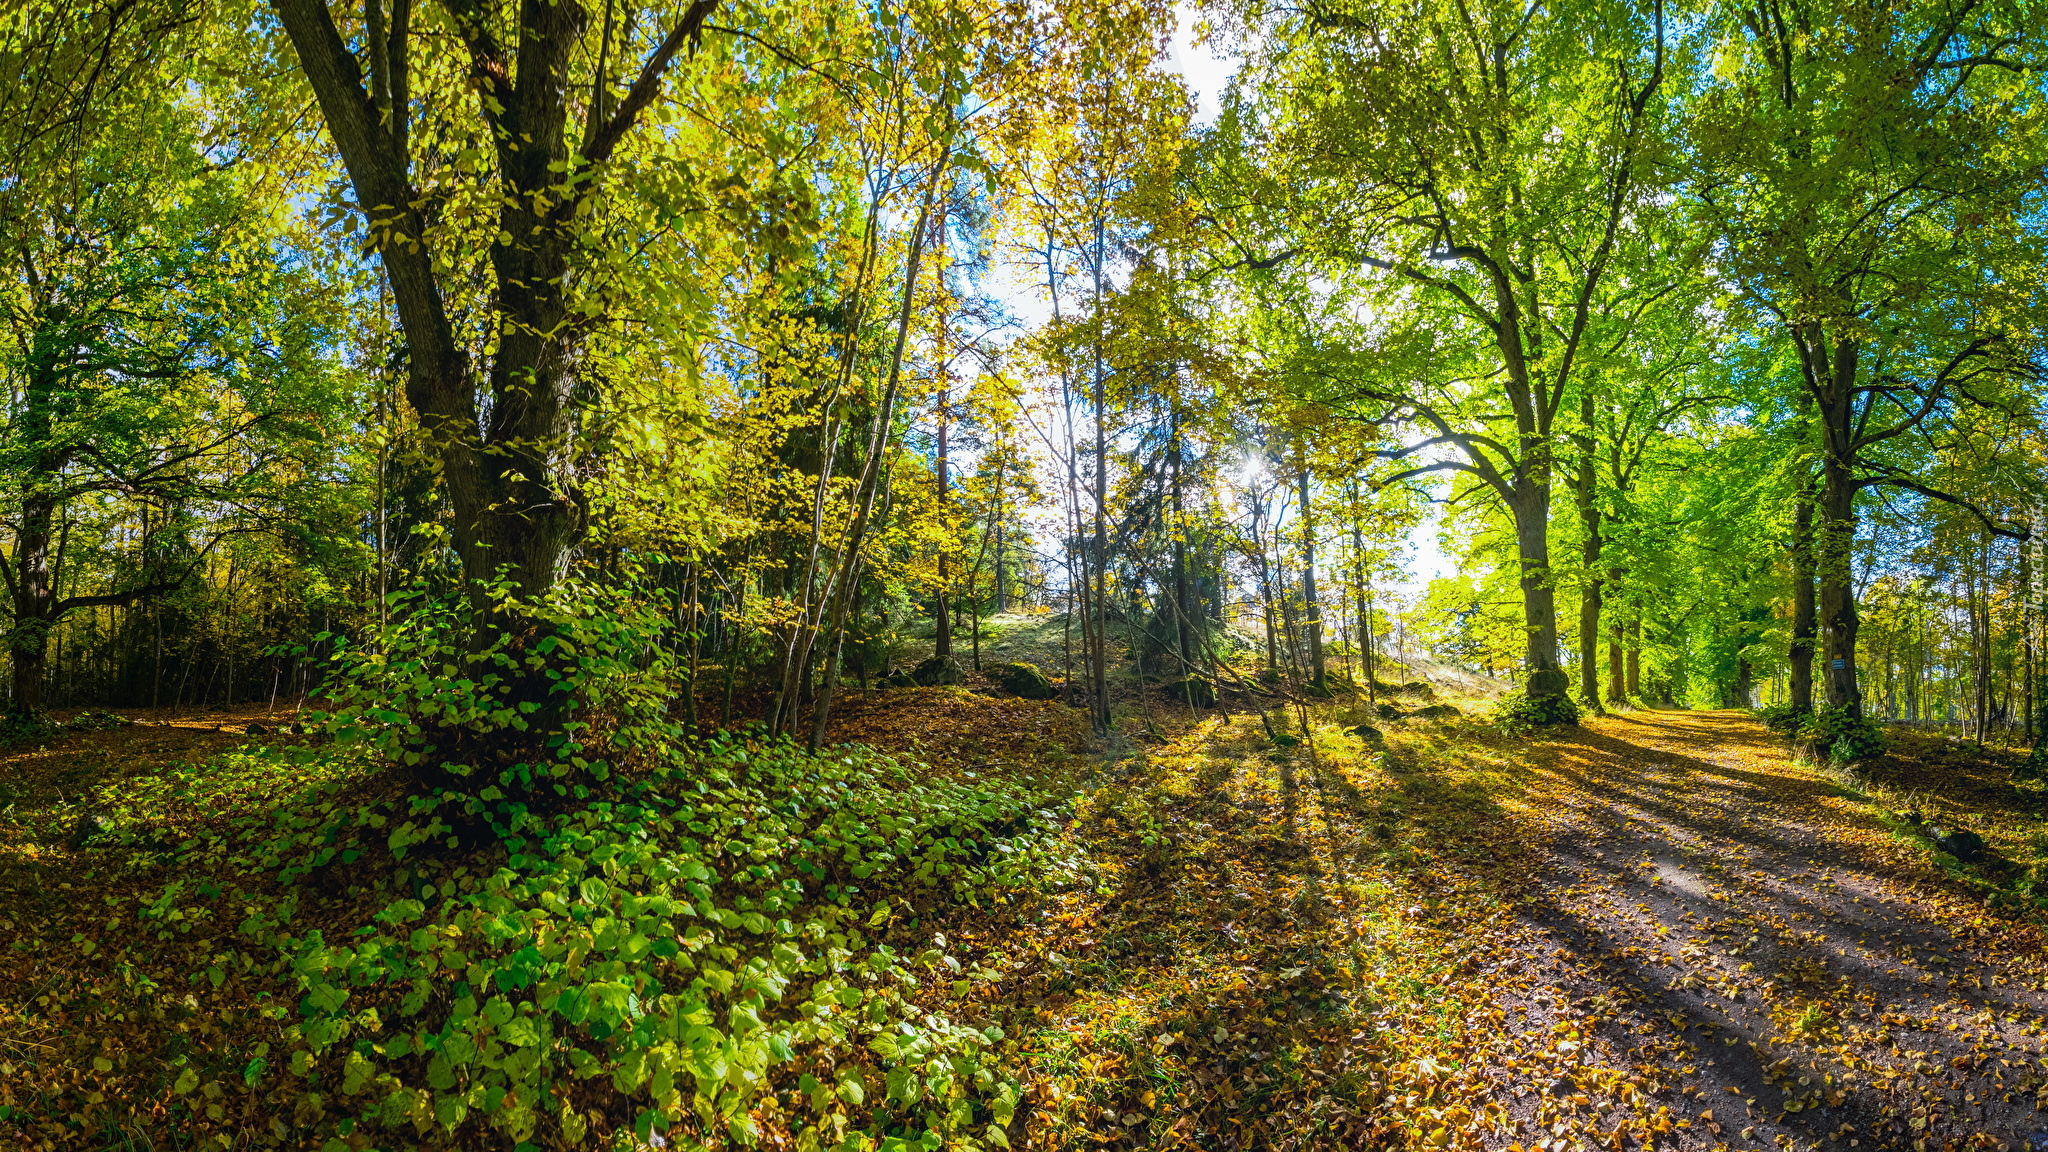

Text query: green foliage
(237, 582), (1051, 1148)
(1793, 705), (1889, 766)
(242, 738), (1039, 1150)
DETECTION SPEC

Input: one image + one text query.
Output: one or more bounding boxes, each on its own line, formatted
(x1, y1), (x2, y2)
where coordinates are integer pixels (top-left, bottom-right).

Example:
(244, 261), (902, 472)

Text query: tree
(1690, 0), (2048, 716)
(267, 0), (720, 649)
(0, 20), (345, 720)
(1214, 0), (1681, 712)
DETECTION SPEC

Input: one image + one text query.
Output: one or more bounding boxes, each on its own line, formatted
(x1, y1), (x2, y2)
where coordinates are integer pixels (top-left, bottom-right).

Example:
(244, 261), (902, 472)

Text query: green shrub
(238, 739), (1041, 1150)
(1794, 704), (1889, 765)
(222, 579), (1050, 1149)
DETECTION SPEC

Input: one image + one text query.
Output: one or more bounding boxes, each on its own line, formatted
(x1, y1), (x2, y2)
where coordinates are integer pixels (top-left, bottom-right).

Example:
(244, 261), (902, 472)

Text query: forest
(3, 0), (2048, 1149)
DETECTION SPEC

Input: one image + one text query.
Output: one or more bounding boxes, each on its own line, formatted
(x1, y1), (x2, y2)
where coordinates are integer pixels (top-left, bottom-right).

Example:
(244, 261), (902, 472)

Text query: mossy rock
(1412, 703), (1460, 719)
(990, 661), (1058, 700)
(1525, 667), (1570, 700)
(1163, 677), (1216, 708)
(1375, 702), (1407, 721)
(67, 709), (132, 732)
(1931, 828), (1987, 864)
(910, 655), (966, 687)
(880, 671), (918, 688)
(1347, 723), (1383, 743)
(1396, 680), (1437, 702)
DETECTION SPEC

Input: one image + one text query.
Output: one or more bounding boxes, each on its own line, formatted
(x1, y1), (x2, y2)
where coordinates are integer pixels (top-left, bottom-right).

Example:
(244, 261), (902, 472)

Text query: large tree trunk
(1817, 450), (1861, 713)
(1574, 432), (1605, 713)
(1788, 485), (1817, 714)
(273, 0), (717, 639)
(1510, 486), (1564, 699)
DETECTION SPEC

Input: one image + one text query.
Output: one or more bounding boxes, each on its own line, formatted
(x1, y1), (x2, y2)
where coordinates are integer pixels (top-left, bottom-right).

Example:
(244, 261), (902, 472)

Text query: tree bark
(1817, 449), (1861, 712)
(1574, 427), (1605, 713)
(1510, 486), (1564, 697)
(1789, 483), (1818, 714)
(1298, 463), (1325, 691)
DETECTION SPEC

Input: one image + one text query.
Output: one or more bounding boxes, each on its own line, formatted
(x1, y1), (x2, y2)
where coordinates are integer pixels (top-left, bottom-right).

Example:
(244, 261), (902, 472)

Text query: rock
(65, 709), (131, 732)
(69, 812), (112, 849)
(880, 671), (917, 688)
(1375, 702), (1406, 721)
(1347, 723), (1383, 742)
(1269, 731), (1300, 748)
(1525, 667), (1570, 700)
(1397, 680), (1437, 702)
(1163, 677), (1216, 708)
(1932, 828), (1986, 864)
(246, 723), (268, 736)
(909, 655), (965, 687)
(1412, 703), (1461, 719)
(990, 662), (1058, 700)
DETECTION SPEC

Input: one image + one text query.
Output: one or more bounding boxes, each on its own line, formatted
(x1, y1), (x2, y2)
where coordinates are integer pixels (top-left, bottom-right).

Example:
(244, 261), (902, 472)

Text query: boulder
(69, 812), (112, 849)
(1347, 723), (1383, 743)
(1932, 828), (1987, 864)
(910, 655), (965, 687)
(1374, 702), (1406, 721)
(1412, 703), (1461, 719)
(990, 662), (1058, 700)
(1163, 677), (1216, 708)
(65, 709), (130, 732)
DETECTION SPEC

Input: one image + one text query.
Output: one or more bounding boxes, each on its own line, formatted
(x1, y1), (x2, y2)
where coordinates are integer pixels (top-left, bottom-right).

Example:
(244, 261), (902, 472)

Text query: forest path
(1504, 710), (2048, 1152)
(998, 705), (2048, 1152)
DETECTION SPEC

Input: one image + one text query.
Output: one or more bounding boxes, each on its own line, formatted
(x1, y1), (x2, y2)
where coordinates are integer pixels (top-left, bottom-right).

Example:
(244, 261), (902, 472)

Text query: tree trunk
(1298, 464), (1325, 691)
(1817, 450), (1861, 713)
(1626, 616), (1641, 698)
(1575, 435), (1605, 713)
(1789, 484), (1817, 713)
(934, 389), (952, 659)
(1510, 487), (1564, 699)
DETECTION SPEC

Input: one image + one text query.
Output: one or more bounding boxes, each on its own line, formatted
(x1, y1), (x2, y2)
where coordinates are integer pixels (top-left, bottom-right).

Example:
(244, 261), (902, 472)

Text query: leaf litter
(2, 698), (2045, 1151)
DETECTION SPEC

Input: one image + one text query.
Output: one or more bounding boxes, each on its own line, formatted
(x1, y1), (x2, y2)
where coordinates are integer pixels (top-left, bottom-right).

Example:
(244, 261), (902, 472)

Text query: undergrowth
(0, 580), (1080, 1151)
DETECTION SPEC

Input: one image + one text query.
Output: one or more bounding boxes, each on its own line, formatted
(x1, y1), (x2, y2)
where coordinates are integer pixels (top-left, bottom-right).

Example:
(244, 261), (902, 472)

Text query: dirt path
(992, 704), (2048, 1152)
(1506, 710), (2048, 1152)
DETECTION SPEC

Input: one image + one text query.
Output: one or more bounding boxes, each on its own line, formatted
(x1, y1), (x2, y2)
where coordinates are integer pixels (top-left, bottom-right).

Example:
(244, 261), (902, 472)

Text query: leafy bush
(1793, 704), (1889, 765)
(218, 580), (1055, 1149)
(237, 738), (1044, 1150)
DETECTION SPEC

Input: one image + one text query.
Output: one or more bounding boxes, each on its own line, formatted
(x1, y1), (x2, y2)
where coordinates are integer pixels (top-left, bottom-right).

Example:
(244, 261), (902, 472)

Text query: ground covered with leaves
(971, 703), (2048, 1152)
(2, 694), (2045, 1152)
